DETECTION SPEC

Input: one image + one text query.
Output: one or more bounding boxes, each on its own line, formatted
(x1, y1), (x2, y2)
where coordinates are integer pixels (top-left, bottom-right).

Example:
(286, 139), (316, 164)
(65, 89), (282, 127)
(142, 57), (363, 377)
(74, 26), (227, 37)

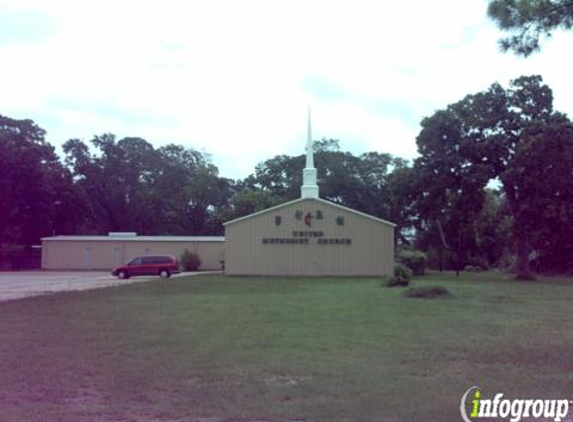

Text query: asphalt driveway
(0, 271), (192, 302)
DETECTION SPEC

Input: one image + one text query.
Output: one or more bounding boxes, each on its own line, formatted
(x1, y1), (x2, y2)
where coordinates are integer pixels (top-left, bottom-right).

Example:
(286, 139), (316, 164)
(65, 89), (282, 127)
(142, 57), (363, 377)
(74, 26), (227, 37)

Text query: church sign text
(262, 212), (351, 245)
(262, 230), (351, 246)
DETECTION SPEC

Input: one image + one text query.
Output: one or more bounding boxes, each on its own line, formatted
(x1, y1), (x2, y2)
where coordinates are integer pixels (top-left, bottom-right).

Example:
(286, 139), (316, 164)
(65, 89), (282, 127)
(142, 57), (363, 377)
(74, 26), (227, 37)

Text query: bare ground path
(0, 271), (218, 301)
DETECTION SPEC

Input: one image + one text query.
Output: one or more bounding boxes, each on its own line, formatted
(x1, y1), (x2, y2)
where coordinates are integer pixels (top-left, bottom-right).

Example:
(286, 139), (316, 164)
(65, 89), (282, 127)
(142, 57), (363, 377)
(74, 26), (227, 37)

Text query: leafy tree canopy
(0, 115), (77, 247)
(63, 135), (232, 236)
(415, 75), (573, 278)
(488, 0), (573, 56)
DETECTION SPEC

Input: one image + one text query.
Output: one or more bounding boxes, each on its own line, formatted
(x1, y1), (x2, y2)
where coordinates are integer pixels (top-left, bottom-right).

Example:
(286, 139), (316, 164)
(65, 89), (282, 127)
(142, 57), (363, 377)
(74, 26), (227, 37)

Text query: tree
(152, 144), (231, 235)
(0, 115), (75, 248)
(469, 189), (513, 269)
(488, 0), (573, 56)
(386, 166), (418, 245)
(185, 165), (234, 235)
(414, 108), (493, 274)
(63, 135), (230, 235)
(414, 112), (490, 275)
(415, 75), (561, 279)
(64, 135), (161, 233)
(506, 113), (573, 272)
(416, 188), (513, 272)
(231, 190), (283, 218)
(248, 154), (304, 200)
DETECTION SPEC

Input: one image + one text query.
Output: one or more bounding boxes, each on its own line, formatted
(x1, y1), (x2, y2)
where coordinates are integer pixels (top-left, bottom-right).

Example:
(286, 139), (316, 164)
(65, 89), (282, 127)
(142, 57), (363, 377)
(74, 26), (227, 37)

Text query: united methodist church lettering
(262, 214), (352, 245)
(262, 236), (352, 245)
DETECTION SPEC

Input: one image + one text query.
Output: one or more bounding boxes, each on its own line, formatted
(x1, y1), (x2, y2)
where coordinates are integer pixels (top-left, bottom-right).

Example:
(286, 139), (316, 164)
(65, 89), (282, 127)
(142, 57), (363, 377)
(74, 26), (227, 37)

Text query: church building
(224, 114), (395, 276)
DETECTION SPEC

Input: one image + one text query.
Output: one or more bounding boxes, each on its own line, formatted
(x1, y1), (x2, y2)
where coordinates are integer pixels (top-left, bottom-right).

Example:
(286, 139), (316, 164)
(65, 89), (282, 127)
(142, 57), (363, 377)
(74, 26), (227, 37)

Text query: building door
(85, 246), (92, 267)
(114, 247), (121, 266)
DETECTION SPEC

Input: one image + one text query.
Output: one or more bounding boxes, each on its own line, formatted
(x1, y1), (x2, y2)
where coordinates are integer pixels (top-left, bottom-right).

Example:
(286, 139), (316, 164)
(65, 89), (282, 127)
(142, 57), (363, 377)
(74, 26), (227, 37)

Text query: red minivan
(112, 255), (180, 279)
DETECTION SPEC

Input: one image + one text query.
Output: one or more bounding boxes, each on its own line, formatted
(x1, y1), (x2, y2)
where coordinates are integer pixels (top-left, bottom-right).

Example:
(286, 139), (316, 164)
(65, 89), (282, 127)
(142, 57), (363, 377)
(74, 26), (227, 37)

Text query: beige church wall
(42, 240), (125, 270)
(224, 198), (394, 276)
(42, 240), (224, 271)
(197, 242), (225, 270)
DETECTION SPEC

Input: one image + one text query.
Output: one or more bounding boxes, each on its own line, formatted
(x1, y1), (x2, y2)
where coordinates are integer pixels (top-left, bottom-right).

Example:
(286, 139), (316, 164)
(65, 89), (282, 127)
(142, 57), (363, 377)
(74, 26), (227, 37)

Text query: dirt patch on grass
(63, 386), (107, 408)
(265, 375), (313, 388)
(404, 285), (451, 299)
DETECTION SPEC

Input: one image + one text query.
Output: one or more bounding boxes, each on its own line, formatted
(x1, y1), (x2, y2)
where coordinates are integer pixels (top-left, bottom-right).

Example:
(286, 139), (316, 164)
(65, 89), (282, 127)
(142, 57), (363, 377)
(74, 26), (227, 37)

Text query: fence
(0, 250), (41, 270)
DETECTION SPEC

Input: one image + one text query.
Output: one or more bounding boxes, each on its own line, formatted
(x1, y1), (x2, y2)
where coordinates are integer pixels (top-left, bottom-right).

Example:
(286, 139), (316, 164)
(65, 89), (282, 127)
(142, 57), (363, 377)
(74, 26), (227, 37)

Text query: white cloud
(1, 0), (572, 179)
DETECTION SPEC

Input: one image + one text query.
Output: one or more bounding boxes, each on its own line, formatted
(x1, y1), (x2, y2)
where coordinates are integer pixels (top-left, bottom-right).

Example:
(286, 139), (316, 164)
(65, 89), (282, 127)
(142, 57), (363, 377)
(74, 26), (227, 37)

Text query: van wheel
(118, 271), (129, 279)
(159, 269), (170, 279)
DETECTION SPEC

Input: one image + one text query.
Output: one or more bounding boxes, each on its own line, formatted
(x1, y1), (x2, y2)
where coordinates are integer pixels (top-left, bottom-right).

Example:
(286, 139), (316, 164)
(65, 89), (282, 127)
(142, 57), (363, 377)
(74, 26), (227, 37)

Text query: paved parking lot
(0, 271), (193, 302)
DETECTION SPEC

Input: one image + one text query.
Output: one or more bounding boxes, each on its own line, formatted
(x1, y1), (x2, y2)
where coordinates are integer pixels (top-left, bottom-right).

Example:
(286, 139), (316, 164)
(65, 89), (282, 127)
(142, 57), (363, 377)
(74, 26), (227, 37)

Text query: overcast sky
(1, 0), (572, 179)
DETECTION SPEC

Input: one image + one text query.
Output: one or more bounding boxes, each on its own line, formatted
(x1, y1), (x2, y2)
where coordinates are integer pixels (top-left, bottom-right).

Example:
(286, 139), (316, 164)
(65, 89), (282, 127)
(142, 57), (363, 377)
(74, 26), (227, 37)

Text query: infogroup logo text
(460, 386), (571, 422)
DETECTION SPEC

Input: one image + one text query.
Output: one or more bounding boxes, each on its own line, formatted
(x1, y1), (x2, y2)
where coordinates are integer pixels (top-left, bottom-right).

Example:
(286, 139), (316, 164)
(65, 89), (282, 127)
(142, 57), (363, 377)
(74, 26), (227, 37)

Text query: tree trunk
(436, 219), (448, 273)
(515, 230), (535, 280)
(503, 181), (535, 281)
(455, 229), (463, 277)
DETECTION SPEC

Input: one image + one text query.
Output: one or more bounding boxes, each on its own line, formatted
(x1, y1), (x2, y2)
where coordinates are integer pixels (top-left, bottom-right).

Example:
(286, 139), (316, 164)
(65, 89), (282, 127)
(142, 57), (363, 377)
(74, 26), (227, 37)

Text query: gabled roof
(223, 197), (396, 227)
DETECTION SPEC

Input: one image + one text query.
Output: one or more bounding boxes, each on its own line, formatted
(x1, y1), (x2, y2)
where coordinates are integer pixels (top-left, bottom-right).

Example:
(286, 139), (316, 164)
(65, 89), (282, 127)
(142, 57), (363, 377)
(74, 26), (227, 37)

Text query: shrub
(425, 247), (455, 271)
(464, 265), (483, 272)
(498, 252), (516, 273)
(0, 245), (41, 270)
(387, 263), (412, 287)
(397, 250), (427, 276)
(465, 256), (490, 271)
(404, 286), (451, 299)
(180, 250), (201, 271)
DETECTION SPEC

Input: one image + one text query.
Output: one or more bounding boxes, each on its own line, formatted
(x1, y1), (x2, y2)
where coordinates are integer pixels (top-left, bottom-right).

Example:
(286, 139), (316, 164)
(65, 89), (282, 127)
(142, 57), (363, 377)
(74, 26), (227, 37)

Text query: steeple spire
(301, 107), (319, 199)
(306, 108), (314, 169)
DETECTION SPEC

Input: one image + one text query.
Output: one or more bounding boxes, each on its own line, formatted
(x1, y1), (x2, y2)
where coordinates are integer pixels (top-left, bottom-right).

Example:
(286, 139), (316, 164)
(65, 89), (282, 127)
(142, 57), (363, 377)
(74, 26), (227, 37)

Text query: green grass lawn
(1, 271), (573, 422)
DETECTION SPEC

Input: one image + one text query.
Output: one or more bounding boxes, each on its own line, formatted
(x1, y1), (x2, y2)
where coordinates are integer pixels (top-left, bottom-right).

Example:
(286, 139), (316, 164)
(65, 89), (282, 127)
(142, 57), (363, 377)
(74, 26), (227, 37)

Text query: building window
(275, 215), (282, 226)
(336, 216), (345, 226)
(85, 246), (92, 266)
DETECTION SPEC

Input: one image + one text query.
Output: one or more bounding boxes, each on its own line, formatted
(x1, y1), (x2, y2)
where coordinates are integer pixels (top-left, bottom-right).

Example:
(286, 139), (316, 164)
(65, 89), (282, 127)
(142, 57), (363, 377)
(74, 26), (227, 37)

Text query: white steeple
(301, 108), (319, 198)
